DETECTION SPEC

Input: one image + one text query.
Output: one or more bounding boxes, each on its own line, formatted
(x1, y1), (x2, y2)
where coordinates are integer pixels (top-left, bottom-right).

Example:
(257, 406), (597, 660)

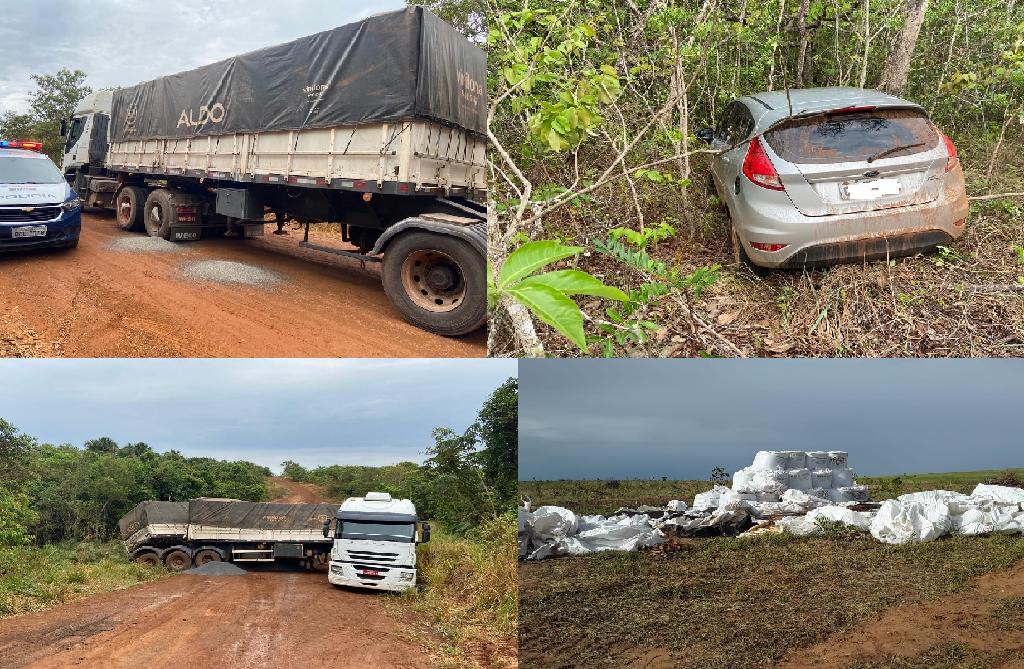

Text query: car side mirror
(421, 522), (431, 544)
(696, 127), (714, 144)
(60, 119), (68, 137)
(322, 520), (331, 538)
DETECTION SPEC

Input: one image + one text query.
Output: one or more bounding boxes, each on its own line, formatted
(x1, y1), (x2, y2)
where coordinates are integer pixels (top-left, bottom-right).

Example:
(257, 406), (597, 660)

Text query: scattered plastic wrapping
(868, 485), (1024, 544)
(692, 485), (731, 512)
(666, 500), (688, 512)
(777, 505), (874, 536)
(521, 506), (666, 559)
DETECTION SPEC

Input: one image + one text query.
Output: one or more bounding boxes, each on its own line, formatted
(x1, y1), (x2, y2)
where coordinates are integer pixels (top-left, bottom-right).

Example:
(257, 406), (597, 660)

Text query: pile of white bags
(867, 484), (1024, 544)
(519, 504), (667, 559)
(732, 450), (869, 505)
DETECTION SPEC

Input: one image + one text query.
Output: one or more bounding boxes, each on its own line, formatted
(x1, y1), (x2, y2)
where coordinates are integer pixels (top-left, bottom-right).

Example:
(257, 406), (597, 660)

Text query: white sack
(870, 499), (952, 544)
(752, 451), (788, 470)
(970, 484), (1024, 504)
(693, 485), (731, 512)
(777, 505), (871, 536)
(806, 451), (832, 470)
(785, 451), (808, 469)
(831, 467), (855, 488)
(666, 500), (688, 512)
(530, 506), (579, 540)
(811, 470), (833, 489)
(828, 451), (849, 467)
(564, 525), (665, 555)
(734, 467), (787, 495)
(787, 468), (812, 491)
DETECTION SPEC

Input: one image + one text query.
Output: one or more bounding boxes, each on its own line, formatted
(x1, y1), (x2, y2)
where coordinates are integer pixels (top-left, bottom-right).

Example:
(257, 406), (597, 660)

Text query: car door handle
(734, 176), (741, 195)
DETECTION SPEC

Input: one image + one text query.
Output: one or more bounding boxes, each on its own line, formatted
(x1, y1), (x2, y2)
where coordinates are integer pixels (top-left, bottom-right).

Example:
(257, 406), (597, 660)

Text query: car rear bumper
(0, 210), (81, 252)
(734, 179), (969, 268)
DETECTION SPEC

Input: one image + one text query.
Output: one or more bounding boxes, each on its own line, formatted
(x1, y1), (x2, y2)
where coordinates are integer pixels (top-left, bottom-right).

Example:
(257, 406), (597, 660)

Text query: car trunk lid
(763, 107), (945, 217)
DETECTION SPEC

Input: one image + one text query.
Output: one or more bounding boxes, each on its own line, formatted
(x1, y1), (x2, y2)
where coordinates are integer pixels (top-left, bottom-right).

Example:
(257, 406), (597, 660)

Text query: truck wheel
(115, 186), (146, 232)
(163, 549), (192, 572)
(194, 549), (222, 566)
(135, 552), (160, 566)
(381, 231), (486, 336)
(143, 189), (175, 239)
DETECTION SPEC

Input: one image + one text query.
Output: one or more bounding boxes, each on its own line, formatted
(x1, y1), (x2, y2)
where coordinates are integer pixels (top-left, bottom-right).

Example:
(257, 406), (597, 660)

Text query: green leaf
(508, 283), (588, 351)
(518, 269), (628, 301)
(498, 241), (583, 289)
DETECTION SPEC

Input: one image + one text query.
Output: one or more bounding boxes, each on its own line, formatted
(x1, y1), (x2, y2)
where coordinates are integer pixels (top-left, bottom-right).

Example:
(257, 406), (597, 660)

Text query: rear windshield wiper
(866, 142), (926, 163)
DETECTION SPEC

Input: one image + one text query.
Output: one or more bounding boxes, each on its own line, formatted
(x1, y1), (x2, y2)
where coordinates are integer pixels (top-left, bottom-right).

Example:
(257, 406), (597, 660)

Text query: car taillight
(941, 133), (958, 172)
(749, 242), (788, 252)
(742, 137), (784, 191)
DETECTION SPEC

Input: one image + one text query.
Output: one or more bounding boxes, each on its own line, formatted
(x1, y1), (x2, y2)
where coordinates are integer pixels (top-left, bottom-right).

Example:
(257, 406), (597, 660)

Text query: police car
(0, 140), (82, 251)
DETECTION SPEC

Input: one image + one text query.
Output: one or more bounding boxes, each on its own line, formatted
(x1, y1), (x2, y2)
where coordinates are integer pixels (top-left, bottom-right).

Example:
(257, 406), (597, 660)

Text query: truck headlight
(399, 572), (414, 581)
(61, 197), (83, 212)
(330, 565), (344, 575)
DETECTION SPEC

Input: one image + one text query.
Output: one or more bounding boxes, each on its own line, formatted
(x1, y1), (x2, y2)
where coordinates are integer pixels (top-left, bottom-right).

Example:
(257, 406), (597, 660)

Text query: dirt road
(778, 558), (1024, 669)
(0, 212), (484, 358)
(0, 568), (431, 669)
(267, 476), (331, 504)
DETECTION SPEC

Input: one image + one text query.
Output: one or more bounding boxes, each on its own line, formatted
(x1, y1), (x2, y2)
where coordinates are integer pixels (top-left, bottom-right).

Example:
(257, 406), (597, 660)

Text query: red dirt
(777, 559), (1024, 668)
(267, 476), (331, 504)
(0, 212), (484, 358)
(0, 570), (431, 669)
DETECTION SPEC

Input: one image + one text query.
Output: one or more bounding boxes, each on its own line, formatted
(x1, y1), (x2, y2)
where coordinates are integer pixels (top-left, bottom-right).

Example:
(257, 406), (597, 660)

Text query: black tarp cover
(188, 499), (339, 531)
(118, 501), (189, 539)
(109, 7), (485, 143)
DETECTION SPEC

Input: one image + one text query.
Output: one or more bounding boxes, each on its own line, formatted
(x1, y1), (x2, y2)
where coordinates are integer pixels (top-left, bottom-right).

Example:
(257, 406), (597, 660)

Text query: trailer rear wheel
(143, 189), (175, 239)
(194, 549), (222, 566)
(163, 549), (192, 572)
(115, 186), (146, 232)
(382, 231), (486, 336)
(135, 552), (160, 566)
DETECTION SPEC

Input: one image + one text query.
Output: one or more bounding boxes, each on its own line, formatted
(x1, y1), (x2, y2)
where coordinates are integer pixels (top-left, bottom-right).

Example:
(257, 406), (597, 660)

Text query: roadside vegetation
(518, 470), (1024, 669)
(0, 542), (166, 617)
(486, 0), (1024, 357)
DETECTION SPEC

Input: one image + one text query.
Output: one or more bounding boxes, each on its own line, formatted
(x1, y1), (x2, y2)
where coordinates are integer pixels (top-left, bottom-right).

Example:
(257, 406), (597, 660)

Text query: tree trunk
(878, 0), (931, 94)
(796, 0), (812, 87)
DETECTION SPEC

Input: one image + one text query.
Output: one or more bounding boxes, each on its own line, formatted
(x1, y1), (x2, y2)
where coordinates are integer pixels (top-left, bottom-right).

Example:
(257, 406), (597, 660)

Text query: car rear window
(0, 154), (65, 184)
(763, 108), (939, 164)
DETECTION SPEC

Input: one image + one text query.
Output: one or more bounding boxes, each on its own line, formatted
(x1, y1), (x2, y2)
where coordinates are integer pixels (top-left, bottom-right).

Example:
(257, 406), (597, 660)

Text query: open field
(0, 212), (484, 358)
(519, 471), (1024, 668)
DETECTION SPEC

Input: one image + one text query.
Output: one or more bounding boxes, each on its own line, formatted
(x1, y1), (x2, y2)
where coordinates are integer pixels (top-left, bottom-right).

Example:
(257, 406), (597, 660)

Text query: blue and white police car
(0, 140), (82, 252)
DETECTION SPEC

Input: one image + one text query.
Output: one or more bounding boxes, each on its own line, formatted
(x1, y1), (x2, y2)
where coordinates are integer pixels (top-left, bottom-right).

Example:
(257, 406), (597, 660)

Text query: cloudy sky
(0, 358), (515, 471)
(520, 359), (1023, 480)
(0, 0), (405, 113)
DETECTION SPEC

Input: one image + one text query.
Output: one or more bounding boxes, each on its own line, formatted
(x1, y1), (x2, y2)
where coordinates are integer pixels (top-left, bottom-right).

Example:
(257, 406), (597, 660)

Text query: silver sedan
(697, 87), (968, 271)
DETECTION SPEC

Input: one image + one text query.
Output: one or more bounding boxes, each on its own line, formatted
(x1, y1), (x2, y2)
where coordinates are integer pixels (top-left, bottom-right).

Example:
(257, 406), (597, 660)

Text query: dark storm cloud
(0, 0), (404, 113)
(0, 358), (515, 471)
(519, 359), (1024, 480)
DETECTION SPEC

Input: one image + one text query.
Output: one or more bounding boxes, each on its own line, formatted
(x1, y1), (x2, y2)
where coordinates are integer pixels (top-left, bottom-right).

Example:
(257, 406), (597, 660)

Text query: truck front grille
(346, 550), (398, 564)
(0, 206), (61, 223)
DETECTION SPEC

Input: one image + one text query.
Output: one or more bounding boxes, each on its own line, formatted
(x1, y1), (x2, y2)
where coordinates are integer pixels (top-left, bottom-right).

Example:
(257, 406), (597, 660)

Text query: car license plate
(11, 225), (47, 238)
(843, 178), (902, 200)
(361, 569), (382, 577)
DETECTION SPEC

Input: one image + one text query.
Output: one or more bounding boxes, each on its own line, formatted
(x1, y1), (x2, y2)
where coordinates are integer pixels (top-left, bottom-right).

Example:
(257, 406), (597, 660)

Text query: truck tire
(115, 186), (146, 232)
(381, 231), (486, 336)
(135, 552), (160, 566)
(143, 189), (175, 239)
(163, 549), (192, 572)
(194, 549), (222, 566)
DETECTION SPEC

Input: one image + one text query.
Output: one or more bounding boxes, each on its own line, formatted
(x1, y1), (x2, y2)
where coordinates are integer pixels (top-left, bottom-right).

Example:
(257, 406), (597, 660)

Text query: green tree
(26, 68), (92, 163)
(471, 377), (518, 510)
(0, 486), (37, 546)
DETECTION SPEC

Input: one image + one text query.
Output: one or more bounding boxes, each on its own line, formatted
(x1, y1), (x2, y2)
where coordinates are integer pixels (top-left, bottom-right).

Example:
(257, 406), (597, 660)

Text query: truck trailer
(325, 492), (430, 592)
(119, 498), (339, 571)
(62, 6), (487, 336)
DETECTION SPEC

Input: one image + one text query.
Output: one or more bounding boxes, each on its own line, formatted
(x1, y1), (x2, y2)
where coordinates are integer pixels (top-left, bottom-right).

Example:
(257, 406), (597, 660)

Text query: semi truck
(119, 492), (430, 591)
(61, 6), (487, 336)
(325, 492), (430, 593)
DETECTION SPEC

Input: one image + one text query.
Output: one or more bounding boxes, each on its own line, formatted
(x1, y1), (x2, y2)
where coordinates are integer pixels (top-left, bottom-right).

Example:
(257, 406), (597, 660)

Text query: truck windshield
(339, 521), (415, 543)
(65, 117), (86, 152)
(0, 155), (65, 184)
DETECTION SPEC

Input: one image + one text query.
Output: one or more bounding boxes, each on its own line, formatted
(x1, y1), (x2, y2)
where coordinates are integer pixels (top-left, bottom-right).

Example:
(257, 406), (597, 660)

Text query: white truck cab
(325, 492), (430, 592)
(62, 90), (112, 176)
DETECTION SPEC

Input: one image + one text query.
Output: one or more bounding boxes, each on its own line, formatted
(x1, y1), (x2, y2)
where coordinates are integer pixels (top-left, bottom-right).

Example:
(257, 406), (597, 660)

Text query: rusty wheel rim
(166, 552), (190, 571)
(137, 554), (159, 566)
(400, 249), (466, 313)
(195, 551), (221, 566)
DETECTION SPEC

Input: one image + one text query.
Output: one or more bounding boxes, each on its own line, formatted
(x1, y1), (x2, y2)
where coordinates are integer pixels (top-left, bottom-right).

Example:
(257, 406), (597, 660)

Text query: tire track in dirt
(0, 212), (483, 358)
(776, 559), (1024, 668)
(0, 570), (431, 669)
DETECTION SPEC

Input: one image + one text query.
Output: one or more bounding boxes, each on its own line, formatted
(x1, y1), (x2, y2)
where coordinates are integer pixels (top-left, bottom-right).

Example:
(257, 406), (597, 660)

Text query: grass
(389, 514), (517, 669)
(0, 541), (167, 617)
(518, 472), (1024, 669)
